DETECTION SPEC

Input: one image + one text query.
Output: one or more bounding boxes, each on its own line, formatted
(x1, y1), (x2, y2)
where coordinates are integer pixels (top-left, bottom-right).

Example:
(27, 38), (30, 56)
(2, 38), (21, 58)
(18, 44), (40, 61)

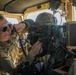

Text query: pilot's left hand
(14, 23), (25, 32)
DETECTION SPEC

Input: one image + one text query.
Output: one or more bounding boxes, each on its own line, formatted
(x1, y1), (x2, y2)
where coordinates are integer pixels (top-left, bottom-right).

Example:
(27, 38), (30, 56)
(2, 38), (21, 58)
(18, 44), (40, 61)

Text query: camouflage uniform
(35, 12), (76, 75)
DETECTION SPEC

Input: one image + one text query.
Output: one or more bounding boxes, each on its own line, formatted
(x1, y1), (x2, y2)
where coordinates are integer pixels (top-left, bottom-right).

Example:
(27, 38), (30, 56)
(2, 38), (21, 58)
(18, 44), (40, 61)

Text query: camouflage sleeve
(0, 57), (15, 73)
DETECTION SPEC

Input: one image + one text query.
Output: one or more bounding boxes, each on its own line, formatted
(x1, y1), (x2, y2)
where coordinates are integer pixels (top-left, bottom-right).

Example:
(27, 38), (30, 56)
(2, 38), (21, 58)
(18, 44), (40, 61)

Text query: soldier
(31, 12), (58, 71)
(0, 14), (42, 75)
(35, 12), (75, 75)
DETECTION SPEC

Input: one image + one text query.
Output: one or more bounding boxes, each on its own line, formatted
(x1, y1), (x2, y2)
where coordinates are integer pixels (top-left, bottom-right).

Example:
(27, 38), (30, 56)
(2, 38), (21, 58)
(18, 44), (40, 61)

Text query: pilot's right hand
(29, 41), (43, 57)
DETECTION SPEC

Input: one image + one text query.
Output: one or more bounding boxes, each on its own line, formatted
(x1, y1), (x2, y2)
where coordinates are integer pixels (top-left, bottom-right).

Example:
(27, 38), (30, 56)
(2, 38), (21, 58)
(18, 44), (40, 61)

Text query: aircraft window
(74, 6), (76, 21)
(6, 18), (18, 24)
(27, 9), (66, 25)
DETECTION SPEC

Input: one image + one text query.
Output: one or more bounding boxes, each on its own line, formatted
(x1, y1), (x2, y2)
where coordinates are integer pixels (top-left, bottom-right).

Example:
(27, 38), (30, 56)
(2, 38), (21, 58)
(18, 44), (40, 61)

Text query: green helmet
(35, 12), (57, 26)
